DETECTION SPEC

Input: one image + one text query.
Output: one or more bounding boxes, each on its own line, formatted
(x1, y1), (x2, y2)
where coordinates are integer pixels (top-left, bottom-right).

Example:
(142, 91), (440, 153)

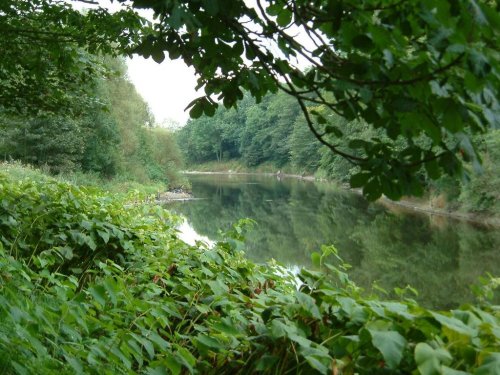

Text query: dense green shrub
(0, 169), (499, 374)
(0, 57), (184, 188)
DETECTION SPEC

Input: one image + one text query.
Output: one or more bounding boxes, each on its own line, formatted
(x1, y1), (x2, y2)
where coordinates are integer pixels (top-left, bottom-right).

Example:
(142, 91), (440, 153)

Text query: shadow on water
(168, 174), (500, 309)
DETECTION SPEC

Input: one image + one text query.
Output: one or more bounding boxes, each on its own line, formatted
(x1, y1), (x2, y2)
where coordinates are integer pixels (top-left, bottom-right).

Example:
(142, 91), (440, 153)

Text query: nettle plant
(0, 171), (499, 374)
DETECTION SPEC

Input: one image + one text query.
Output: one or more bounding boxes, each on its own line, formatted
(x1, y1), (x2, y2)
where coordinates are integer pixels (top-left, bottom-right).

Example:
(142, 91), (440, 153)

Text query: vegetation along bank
(1, 0), (499, 373)
(1, 165), (499, 374)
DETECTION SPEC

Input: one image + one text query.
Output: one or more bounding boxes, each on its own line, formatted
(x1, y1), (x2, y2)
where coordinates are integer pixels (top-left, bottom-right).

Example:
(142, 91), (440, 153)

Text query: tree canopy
(0, 0), (146, 114)
(1, 0), (499, 199)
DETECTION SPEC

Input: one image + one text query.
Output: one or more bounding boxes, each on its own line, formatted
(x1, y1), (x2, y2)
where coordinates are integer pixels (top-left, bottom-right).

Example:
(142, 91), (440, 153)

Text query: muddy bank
(377, 196), (499, 228)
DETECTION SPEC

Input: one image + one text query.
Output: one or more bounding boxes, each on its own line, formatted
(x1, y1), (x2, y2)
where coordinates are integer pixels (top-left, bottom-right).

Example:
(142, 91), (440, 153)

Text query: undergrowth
(0, 168), (499, 374)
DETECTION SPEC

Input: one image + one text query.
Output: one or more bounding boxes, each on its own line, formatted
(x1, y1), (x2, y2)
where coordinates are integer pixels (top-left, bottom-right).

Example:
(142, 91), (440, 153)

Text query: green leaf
(141, 338), (155, 359)
(103, 278), (117, 306)
(442, 367), (469, 375)
(147, 365), (169, 375)
(266, 4), (282, 16)
(295, 291), (321, 319)
(475, 353), (500, 375)
(189, 102), (204, 119)
(97, 229), (110, 244)
(350, 173), (370, 188)
(349, 139), (369, 149)
(352, 34), (374, 51)
(84, 235), (97, 251)
(174, 346), (196, 372)
(276, 9), (292, 27)
(151, 47), (165, 64)
(212, 319), (240, 336)
(195, 334), (224, 351)
(442, 106), (463, 133)
(148, 332), (171, 351)
(89, 285), (107, 306)
(203, 0), (219, 16)
(305, 355), (328, 373)
(311, 252), (321, 267)
(363, 178), (382, 201)
(415, 343), (452, 375)
(81, 220), (93, 230)
(162, 354), (182, 375)
(207, 278), (229, 295)
(368, 329), (406, 369)
(261, 307), (276, 324)
(325, 125), (343, 137)
(425, 159), (441, 180)
(65, 356), (84, 375)
(255, 354), (279, 371)
(430, 312), (476, 336)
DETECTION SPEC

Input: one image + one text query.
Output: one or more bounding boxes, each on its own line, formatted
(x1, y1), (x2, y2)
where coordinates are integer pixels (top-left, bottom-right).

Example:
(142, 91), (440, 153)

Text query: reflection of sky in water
(176, 219), (215, 247)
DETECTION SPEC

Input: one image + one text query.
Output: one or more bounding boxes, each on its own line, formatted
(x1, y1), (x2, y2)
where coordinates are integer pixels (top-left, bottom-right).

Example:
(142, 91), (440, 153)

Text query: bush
(0, 169), (499, 374)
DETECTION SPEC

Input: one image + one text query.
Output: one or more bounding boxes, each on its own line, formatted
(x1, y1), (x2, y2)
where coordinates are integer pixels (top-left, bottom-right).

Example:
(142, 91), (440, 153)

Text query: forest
(0, 56), (184, 191)
(1, 0), (499, 374)
(177, 91), (500, 215)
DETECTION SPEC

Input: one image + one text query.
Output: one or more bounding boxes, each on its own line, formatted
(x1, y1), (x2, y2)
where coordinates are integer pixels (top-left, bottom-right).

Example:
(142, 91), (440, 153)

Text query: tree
(2, 0), (498, 199)
(0, 0), (147, 114)
(128, 0), (499, 199)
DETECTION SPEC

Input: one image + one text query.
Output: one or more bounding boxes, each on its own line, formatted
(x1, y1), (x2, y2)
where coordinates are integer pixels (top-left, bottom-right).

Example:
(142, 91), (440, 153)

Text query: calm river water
(169, 174), (500, 309)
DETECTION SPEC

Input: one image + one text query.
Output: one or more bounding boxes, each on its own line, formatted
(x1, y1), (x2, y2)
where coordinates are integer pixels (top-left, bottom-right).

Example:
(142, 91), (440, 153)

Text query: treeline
(0, 57), (183, 187)
(176, 92), (499, 214)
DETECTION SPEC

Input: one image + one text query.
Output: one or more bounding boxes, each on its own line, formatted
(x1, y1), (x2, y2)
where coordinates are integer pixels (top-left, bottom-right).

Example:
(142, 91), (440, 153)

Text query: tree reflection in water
(169, 174), (500, 309)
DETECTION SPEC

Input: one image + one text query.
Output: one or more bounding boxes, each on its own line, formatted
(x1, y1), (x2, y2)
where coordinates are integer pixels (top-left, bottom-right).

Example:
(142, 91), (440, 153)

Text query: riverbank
(1, 165), (498, 374)
(182, 170), (500, 227)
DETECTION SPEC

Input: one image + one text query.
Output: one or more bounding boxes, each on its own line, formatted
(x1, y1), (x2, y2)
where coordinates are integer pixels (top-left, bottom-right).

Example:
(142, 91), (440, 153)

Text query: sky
(126, 56), (198, 126)
(71, 0), (198, 126)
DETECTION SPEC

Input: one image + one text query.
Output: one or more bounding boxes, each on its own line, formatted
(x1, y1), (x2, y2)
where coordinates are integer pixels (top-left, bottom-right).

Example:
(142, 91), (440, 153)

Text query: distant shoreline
(181, 170), (500, 228)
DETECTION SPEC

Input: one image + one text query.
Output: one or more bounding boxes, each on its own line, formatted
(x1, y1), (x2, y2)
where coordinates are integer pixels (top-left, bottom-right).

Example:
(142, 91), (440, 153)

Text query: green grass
(0, 161), (168, 197)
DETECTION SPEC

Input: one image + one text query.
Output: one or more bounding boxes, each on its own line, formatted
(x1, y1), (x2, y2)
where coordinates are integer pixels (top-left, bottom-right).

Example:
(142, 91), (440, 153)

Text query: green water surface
(169, 174), (500, 309)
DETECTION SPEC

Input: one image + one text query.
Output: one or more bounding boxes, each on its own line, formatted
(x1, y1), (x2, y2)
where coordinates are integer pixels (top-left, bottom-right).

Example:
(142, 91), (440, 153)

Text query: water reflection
(176, 220), (214, 247)
(169, 174), (500, 309)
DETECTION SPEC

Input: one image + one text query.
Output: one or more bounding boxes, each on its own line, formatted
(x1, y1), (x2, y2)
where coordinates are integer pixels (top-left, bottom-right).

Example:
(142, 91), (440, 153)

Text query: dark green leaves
(1, 169), (500, 374)
(368, 327), (407, 369)
(186, 97), (217, 118)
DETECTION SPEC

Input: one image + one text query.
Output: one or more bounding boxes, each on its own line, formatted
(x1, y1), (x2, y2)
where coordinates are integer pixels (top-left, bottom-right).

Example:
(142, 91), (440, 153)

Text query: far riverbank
(182, 170), (500, 228)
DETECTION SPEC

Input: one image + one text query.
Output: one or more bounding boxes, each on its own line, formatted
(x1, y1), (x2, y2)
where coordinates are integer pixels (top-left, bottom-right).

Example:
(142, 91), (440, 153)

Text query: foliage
(101, 58), (184, 185)
(1, 166), (499, 374)
(2, 0), (498, 198)
(129, 0), (499, 200)
(0, 56), (185, 187)
(0, 115), (88, 174)
(177, 91), (299, 168)
(0, 0), (147, 114)
(457, 130), (500, 214)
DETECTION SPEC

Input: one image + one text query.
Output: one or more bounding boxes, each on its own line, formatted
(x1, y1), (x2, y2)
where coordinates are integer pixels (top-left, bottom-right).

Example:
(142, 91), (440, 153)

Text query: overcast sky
(127, 56), (198, 126)
(71, 0), (198, 126)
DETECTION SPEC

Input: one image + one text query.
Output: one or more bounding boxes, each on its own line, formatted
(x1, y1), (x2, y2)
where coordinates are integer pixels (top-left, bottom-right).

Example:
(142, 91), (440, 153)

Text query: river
(168, 173), (500, 309)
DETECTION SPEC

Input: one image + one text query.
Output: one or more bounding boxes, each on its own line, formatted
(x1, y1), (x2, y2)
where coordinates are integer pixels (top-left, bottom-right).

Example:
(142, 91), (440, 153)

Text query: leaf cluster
(0, 0), (147, 114)
(130, 0), (499, 198)
(0, 168), (499, 374)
